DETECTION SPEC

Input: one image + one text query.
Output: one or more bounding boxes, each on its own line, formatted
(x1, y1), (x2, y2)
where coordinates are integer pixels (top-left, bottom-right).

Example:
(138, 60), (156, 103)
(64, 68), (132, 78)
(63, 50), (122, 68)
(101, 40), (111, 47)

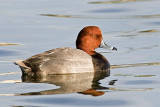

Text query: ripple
(40, 14), (108, 19)
(90, 8), (129, 13)
(40, 14), (160, 19)
(23, 97), (127, 106)
(116, 29), (160, 38)
(125, 80), (153, 85)
(114, 74), (155, 77)
(139, 29), (159, 33)
(0, 72), (20, 76)
(40, 13), (114, 19)
(109, 87), (153, 91)
(0, 94), (15, 96)
(135, 75), (155, 77)
(0, 43), (21, 46)
(88, 0), (148, 4)
(0, 49), (18, 56)
(148, 21), (160, 25)
(0, 80), (21, 83)
(133, 14), (160, 19)
(111, 61), (160, 69)
(40, 14), (75, 18)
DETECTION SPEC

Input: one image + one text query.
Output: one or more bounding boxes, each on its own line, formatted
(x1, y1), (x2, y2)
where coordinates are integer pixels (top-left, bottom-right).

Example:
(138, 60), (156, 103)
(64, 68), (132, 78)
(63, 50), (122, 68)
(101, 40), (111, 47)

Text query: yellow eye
(93, 35), (98, 38)
(93, 35), (101, 38)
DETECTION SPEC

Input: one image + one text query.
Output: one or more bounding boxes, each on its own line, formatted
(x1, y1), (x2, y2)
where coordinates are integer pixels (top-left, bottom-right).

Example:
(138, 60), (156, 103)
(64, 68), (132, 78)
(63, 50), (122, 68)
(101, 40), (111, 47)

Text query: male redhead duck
(15, 26), (117, 76)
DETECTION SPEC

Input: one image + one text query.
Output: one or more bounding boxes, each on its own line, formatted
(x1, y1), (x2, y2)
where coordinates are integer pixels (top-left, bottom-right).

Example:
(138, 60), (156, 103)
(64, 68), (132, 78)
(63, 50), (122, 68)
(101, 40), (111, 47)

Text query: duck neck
(79, 48), (96, 55)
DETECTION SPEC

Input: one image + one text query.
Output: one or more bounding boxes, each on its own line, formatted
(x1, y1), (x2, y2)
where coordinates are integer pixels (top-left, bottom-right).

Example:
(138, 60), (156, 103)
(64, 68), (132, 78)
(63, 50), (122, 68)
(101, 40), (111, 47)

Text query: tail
(14, 60), (32, 72)
(14, 59), (24, 65)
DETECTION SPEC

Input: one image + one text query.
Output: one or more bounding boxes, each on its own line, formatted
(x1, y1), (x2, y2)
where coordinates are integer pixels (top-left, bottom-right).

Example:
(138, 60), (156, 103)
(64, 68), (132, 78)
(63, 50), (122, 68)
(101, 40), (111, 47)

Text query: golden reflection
(0, 72), (20, 76)
(0, 61), (13, 62)
(40, 14), (75, 18)
(111, 62), (160, 69)
(88, 0), (147, 4)
(134, 14), (160, 19)
(139, 29), (159, 33)
(0, 43), (21, 46)
(16, 71), (110, 96)
(114, 74), (133, 77)
(109, 87), (153, 91)
(114, 74), (155, 77)
(40, 14), (109, 19)
(40, 13), (160, 20)
(0, 80), (21, 83)
(0, 94), (15, 96)
(135, 75), (155, 77)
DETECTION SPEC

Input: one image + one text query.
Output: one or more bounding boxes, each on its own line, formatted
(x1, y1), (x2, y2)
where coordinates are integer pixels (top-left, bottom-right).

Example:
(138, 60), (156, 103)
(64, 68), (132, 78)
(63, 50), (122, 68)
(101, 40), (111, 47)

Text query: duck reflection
(19, 71), (110, 96)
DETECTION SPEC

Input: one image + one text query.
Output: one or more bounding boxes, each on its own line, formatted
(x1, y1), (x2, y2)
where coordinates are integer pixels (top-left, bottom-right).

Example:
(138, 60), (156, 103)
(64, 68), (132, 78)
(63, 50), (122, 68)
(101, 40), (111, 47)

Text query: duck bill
(99, 39), (117, 51)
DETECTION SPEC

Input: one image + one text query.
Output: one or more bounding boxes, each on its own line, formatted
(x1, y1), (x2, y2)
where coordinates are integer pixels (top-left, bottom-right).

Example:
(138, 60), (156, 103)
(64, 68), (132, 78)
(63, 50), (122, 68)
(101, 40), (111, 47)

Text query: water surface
(0, 0), (160, 107)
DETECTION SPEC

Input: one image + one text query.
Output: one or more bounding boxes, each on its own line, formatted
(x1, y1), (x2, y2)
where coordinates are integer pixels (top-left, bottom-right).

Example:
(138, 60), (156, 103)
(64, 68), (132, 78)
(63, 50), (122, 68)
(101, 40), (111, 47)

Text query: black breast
(91, 53), (110, 72)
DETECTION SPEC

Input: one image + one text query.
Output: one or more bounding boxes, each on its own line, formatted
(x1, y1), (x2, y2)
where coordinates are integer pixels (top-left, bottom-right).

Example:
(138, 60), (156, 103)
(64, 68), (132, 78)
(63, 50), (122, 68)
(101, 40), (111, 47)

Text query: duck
(15, 26), (117, 76)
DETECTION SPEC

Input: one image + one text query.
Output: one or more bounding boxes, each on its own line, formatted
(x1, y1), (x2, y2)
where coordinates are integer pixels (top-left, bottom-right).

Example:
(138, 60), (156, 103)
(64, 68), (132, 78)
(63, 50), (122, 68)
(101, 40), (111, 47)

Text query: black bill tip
(112, 47), (117, 51)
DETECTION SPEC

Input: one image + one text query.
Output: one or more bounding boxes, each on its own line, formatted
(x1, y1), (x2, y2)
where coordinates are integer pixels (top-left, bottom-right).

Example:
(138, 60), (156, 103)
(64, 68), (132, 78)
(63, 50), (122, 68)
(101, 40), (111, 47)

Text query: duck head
(76, 26), (117, 55)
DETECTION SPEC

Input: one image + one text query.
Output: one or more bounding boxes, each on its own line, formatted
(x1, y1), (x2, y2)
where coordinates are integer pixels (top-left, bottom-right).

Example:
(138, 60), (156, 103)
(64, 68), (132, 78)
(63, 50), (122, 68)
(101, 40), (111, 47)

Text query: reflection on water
(0, 0), (160, 106)
(22, 97), (127, 106)
(0, 79), (21, 83)
(0, 49), (17, 56)
(114, 74), (155, 77)
(0, 72), (20, 76)
(17, 72), (110, 96)
(111, 61), (160, 69)
(88, 0), (148, 4)
(40, 13), (160, 20)
(115, 29), (160, 38)
(40, 14), (75, 18)
(139, 29), (159, 33)
(0, 94), (15, 96)
(109, 87), (153, 91)
(0, 43), (20, 46)
(40, 14), (107, 19)
(90, 8), (129, 13)
(135, 75), (155, 77)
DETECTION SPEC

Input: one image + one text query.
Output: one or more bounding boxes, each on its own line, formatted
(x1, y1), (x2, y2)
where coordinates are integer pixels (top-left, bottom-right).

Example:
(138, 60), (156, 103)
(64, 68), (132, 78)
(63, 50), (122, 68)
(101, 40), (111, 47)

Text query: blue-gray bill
(99, 39), (117, 51)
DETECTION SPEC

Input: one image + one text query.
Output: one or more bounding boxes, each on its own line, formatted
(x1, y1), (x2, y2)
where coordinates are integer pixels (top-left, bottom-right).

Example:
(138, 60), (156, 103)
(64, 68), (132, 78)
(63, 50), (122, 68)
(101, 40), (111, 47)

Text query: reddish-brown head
(76, 26), (102, 55)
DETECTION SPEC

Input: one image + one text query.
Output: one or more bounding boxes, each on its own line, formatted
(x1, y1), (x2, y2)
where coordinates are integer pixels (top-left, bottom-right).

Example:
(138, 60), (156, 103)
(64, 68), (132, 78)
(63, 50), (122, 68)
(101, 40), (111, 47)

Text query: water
(0, 0), (160, 106)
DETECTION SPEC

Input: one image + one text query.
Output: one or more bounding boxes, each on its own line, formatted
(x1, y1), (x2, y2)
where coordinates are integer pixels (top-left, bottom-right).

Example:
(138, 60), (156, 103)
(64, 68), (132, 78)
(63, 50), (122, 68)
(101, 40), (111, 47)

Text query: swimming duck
(15, 26), (117, 76)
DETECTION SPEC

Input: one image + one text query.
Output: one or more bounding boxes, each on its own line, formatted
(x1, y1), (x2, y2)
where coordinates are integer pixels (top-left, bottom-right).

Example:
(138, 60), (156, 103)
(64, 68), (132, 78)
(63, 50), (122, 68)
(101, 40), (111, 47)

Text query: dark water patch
(148, 21), (160, 25)
(11, 105), (41, 107)
(138, 44), (160, 50)
(22, 97), (127, 106)
(124, 44), (160, 52)
(0, 49), (18, 56)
